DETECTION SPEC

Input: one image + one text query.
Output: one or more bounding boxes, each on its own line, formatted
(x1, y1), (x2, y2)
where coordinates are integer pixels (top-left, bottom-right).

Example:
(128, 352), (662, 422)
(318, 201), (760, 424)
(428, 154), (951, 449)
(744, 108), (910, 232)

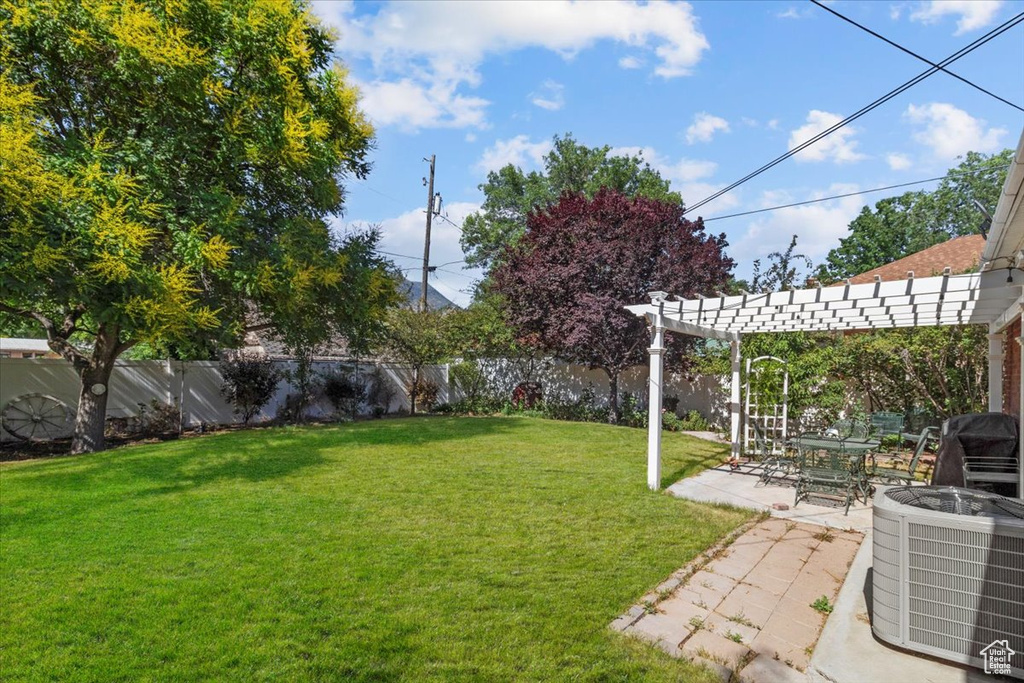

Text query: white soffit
(626, 271), (1021, 337)
(981, 127), (1024, 272)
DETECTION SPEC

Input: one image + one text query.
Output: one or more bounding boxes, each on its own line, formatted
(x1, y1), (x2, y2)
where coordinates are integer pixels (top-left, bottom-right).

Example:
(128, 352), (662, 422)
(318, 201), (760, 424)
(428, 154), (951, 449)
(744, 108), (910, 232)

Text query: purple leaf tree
(492, 189), (733, 423)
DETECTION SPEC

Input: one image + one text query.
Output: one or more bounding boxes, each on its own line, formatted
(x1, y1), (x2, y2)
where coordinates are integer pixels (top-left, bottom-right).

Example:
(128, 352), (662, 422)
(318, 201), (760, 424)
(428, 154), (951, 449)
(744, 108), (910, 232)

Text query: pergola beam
(630, 270), (1024, 498)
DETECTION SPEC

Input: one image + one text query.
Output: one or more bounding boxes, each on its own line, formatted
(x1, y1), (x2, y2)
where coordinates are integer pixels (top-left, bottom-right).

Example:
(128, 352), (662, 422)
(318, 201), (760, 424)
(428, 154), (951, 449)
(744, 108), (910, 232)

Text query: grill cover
(932, 413), (1018, 489)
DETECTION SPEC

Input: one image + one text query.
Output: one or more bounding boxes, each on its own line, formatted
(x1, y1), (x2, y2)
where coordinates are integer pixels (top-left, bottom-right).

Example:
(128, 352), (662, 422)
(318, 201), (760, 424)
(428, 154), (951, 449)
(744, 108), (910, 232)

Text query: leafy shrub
(323, 372), (366, 419)
(450, 360), (490, 403)
(407, 378), (440, 412)
(366, 366), (397, 415)
(662, 411), (683, 432)
(220, 354), (281, 423)
(676, 409), (711, 431)
(618, 392), (646, 428)
(540, 386), (609, 424)
(512, 381), (542, 409)
(662, 395), (680, 413)
(141, 399), (180, 436)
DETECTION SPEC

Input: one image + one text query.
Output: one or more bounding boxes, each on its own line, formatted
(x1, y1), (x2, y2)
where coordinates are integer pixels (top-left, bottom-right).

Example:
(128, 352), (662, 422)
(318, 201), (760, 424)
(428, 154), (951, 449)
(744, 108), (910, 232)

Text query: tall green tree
(460, 133), (683, 272)
(0, 0), (395, 452)
(816, 150), (1013, 283)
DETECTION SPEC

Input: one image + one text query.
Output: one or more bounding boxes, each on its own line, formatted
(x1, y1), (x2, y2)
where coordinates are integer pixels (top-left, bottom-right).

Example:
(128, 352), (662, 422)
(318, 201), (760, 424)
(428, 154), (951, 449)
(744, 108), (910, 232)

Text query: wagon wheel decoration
(1, 393), (73, 441)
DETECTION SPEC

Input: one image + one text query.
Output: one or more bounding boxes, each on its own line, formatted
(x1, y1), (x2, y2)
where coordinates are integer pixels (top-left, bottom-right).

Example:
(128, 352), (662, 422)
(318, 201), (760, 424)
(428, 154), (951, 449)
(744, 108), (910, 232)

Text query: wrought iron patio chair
(794, 438), (858, 515)
(753, 420), (797, 486)
(870, 426), (938, 485)
(869, 411), (905, 440)
(827, 418), (870, 440)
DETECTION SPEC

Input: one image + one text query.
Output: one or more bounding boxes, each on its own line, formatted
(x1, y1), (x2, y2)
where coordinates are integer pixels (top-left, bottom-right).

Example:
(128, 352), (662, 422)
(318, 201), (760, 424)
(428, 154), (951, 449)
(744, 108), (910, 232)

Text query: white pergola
(627, 128), (1024, 499)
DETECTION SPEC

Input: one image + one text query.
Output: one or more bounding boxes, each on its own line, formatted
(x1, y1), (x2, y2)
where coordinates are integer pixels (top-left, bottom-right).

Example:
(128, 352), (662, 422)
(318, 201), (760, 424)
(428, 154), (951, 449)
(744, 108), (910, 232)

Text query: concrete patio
(668, 461), (874, 533)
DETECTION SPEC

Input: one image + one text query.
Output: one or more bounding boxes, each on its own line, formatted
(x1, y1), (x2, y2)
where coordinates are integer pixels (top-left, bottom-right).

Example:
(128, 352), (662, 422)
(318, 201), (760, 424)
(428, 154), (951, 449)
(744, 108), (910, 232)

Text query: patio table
(787, 435), (878, 503)
(787, 435), (880, 456)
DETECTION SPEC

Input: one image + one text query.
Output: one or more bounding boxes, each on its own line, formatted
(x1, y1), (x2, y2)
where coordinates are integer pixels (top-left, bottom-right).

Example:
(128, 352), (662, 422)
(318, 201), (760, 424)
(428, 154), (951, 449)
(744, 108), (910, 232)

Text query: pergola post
(647, 316), (665, 491)
(988, 324), (1004, 413)
(730, 336), (742, 463)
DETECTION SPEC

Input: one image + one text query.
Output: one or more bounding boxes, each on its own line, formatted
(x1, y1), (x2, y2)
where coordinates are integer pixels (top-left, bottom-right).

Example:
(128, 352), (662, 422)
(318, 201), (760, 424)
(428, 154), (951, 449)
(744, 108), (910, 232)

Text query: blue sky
(310, 0), (1024, 306)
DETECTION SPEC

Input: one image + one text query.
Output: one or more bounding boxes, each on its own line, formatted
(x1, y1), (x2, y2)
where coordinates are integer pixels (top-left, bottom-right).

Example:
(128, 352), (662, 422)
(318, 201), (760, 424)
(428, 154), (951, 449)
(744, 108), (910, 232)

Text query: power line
(435, 267), (476, 281)
(683, 10), (1024, 216)
(435, 212), (463, 230)
(352, 181), (408, 208)
(378, 249), (422, 261)
(702, 165), (1008, 223)
(810, 0), (1024, 113)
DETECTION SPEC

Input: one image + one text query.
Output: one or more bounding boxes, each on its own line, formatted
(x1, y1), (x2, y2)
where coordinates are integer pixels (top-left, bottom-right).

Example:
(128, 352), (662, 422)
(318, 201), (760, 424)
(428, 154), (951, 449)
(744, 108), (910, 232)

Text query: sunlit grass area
(1, 416), (749, 681)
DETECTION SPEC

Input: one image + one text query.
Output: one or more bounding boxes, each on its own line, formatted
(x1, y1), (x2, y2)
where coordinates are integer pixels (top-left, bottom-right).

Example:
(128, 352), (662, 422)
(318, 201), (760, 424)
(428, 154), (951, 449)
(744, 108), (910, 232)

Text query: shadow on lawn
(0, 416), (527, 533)
(1, 416), (526, 492)
(659, 437), (730, 490)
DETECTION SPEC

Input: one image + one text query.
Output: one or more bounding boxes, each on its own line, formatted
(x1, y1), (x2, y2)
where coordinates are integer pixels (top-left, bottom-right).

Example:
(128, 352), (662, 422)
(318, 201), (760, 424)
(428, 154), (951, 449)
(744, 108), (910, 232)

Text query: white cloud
(311, 1), (709, 129)
(608, 146), (717, 182)
(607, 146), (740, 215)
(767, 119), (780, 130)
(910, 0), (1003, 34)
(530, 79), (565, 111)
(730, 184), (865, 271)
(475, 135), (552, 174)
(788, 110), (866, 164)
(886, 153), (913, 170)
(777, 7), (805, 19)
(685, 112), (730, 144)
(355, 78), (489, 131)
(904, 102), (1007, 160)
(618, 55), (644, 69)
(465, 132), (477, 143)
(677, 182), (741, 216)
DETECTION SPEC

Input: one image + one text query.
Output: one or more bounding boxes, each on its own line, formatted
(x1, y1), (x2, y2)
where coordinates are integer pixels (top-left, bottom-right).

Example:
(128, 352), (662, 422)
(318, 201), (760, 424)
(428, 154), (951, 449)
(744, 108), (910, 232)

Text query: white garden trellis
(744, 356), (788, 456)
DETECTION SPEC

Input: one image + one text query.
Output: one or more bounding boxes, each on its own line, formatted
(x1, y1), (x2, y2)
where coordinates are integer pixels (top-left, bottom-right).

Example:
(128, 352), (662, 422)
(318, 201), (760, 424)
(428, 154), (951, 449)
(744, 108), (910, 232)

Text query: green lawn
(0, 416), (750, 681)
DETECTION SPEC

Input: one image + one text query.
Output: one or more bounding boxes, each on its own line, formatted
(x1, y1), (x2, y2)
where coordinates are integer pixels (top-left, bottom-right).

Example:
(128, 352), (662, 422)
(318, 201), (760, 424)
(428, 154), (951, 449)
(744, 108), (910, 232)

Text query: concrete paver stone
(682, 629), (754, 669)
(740, 653), (810, 683)
(629, 611), (693, 648)
(703, 612), (760, 646)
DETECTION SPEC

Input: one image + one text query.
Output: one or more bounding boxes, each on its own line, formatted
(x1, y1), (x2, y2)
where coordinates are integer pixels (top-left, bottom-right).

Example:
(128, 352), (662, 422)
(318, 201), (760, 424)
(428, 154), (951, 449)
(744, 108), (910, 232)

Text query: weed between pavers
(727, 612), (758, 629)
(812, 529), (836, 543)
(811, 595), (834, 614)
(689, 616), (705, 631)
(725, 630), (743, 643)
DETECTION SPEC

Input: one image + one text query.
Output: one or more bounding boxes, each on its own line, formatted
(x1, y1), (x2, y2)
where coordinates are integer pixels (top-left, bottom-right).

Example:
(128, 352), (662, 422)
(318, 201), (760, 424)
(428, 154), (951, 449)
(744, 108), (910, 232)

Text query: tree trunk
(608, 371), (619, 425)
(410, 366), (419, 416)
(70, 325), (121, 454)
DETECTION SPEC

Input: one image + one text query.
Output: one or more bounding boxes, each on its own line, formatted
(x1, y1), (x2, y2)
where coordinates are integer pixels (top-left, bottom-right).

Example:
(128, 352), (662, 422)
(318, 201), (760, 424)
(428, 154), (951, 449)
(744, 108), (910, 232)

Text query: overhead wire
(702, 164), (1008, 223)
(810, 0), (1024, 113)
(683, 10), (1024, 216)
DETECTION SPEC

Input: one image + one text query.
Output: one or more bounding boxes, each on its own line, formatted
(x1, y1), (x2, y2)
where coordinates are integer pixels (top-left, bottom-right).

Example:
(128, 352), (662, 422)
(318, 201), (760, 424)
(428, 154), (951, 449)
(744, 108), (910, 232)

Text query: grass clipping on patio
(0, 416), (750, 680)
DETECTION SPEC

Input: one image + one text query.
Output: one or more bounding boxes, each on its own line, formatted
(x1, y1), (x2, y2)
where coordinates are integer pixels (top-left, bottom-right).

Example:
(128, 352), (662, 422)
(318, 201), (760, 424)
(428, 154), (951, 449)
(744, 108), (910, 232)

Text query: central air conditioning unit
(873, 486), (1024, 678)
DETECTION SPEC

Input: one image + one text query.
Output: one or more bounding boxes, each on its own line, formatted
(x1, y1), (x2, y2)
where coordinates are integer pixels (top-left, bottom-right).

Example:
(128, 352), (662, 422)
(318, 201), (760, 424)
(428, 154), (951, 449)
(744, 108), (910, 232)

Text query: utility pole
(421, 154), (436, 313)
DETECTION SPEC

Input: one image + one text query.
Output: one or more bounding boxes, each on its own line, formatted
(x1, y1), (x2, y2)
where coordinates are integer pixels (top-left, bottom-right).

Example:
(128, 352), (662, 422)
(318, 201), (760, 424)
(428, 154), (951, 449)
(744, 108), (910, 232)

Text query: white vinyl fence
(0, 358), (449, 442)
(472, 358), (727, 424)
(0, 355), (725, 442)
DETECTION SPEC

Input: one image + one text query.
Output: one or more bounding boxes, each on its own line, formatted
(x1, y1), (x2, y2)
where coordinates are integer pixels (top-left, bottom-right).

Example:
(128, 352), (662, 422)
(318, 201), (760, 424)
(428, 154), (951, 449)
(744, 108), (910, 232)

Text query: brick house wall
(1005, 317), (1021, 418)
